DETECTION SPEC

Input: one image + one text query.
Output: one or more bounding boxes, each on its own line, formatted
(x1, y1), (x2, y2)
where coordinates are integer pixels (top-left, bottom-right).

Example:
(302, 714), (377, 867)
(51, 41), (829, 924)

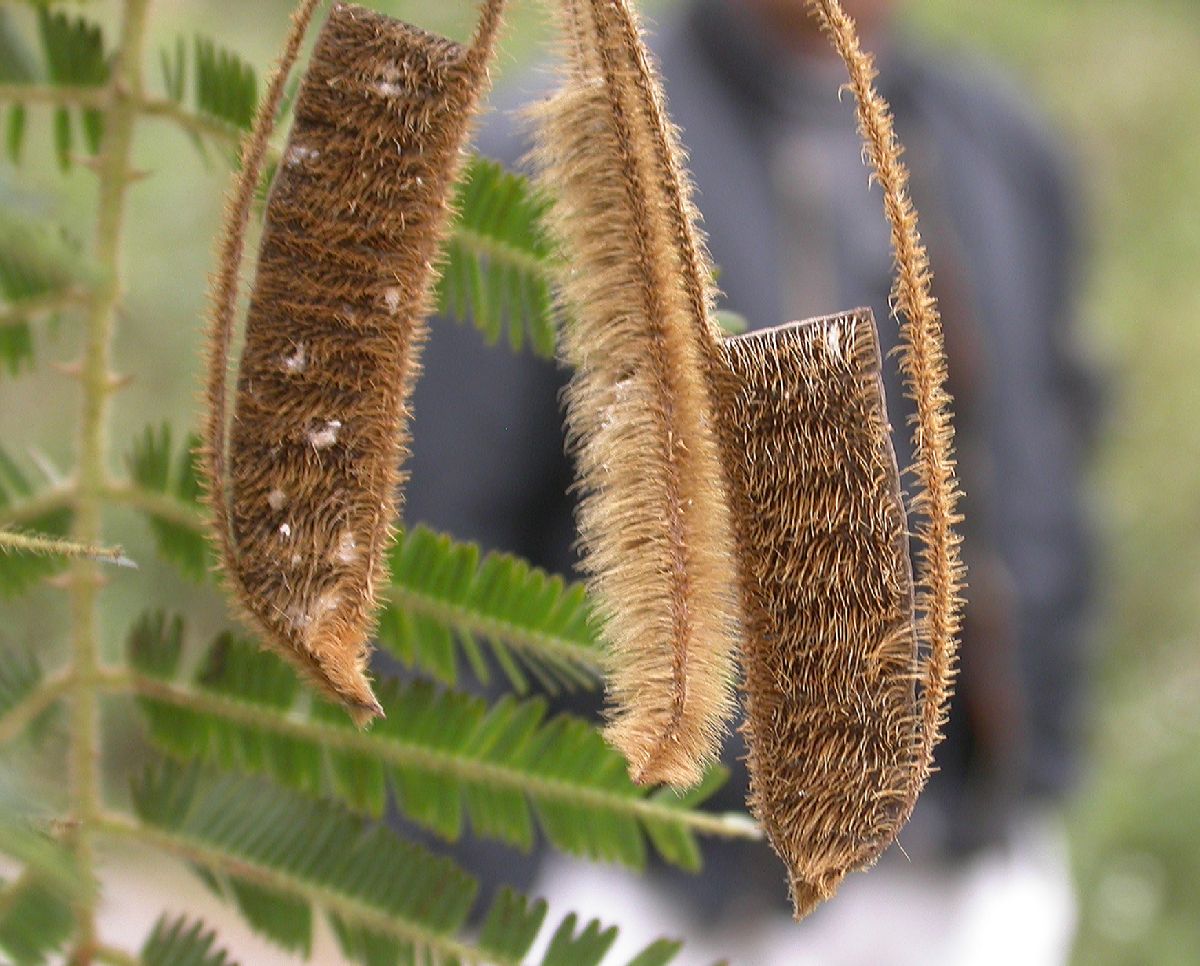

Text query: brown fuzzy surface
(206, 2), (502, 724)
(708, 0), (964, 919)
(717, 311), (917, 918)
(532, 0), (742, 787)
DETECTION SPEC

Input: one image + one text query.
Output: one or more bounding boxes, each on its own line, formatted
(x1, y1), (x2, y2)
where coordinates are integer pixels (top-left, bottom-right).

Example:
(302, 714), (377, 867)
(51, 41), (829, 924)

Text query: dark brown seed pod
(714, 0), (965, 919)
(202, 1), (506, 725)
(717, 311), (918, 918)
(531, 0), (743, 788)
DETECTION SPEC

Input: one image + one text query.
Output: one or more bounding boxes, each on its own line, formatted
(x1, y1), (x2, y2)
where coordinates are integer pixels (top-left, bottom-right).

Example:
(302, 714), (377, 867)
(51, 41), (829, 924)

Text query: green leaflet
(126, 760), (683, 966)
(192, 35), (257, 133)
(0, 205), (89, 379)
(36, 9), (109, 168)
(381, 525), (604, 693)
(439, 155), (560, 357)
(120, 433), (604, 689)
(124, 424), (211, 581)
(0, 874), (73, 966)
(0, 808), (86, 966)
(126, 614), (743, 872)
(140, 915), (238, 966)
(0, 646), (41, 723)
(158, 33), (257, 137)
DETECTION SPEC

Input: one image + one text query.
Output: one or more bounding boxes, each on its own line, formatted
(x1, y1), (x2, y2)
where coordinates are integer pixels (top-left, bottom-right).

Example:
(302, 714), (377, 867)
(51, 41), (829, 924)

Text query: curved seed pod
(717, 311), (917, 918)
(531, 0), (742, 786)
(202, 1), (506, 725)
(718, 0), (965, 919)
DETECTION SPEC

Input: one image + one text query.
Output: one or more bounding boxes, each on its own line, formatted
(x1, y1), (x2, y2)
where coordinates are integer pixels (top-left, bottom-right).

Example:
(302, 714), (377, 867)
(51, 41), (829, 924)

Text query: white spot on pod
(279, 522), (293, 538)
(307, 420), (343, 450)
(382, 286), (403, 314)
(334, 531), (358, 564)
(282, 344), (306, 373)
(825, 324), (842, 361)
(286, 144), (319, 167)
(268, 489), (287, 511)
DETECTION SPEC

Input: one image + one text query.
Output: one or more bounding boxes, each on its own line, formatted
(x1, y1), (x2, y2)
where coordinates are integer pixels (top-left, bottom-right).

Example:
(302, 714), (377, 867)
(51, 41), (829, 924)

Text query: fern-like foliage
(127, 759), (681, 966)
(0, 813), (87, 966)
(0, 10), (37, 165)
(121, 431), (602, 687)
(381, 525), (603, 693)
(0, 645), (41, 723)
(440, 156), (559, 358)
(0, 447), (72, 596)
(125, 424), (210, 581)
(127, 613), (743, 872)
(36, 9), (109, 169)
(0, 874), (73, 966)
(192, 36), (257, 132)
(0, 205), (88, 378)
(141, 915), (238, 966)
(159, 34), (257, 136)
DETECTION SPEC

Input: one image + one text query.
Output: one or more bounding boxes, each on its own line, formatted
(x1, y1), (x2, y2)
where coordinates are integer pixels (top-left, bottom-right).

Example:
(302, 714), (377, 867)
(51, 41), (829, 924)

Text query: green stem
(0, 83), (240, 150)
(95, 813), (497, 966)
(0, 486), (75, 528)
(0, 288), (91, 328)
(135, 95), (243, 148)
(0, 528), (128, 565)
(0, 671), (73, 746)
(67, 1), (153, 961)
(0, 83), (110, 111)
(102, 483), (205, 531)
(449, 224), (559, 284)
(100, 670), (760, 842)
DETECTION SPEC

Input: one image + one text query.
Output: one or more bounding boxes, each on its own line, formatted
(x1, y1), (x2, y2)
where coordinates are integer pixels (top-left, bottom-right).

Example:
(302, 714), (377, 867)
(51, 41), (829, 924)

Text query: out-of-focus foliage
(909, 2), (1200, 964)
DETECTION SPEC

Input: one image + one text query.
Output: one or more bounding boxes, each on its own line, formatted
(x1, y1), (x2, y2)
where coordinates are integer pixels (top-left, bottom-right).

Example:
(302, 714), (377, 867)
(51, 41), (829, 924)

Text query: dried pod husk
(531, 0), (742, 787)
(203, 1), (505, 724)
(717, 311), (918, 917)
(714, 0), (964, 919)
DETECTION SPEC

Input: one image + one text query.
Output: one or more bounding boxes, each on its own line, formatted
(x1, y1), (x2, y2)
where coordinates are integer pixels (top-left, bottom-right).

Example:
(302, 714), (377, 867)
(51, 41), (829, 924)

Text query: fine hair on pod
(202, 0), (506, 724)
(531, 0), (745, 788)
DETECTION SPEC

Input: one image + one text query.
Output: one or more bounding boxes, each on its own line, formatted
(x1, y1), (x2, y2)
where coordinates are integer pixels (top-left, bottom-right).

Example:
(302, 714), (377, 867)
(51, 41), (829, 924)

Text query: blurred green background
(1, 1), (1198, 963)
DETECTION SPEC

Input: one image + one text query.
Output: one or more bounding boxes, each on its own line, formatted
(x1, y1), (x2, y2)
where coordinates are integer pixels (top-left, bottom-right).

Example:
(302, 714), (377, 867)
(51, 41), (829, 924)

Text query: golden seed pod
(203, 1), (505, 725)
(531, 0), (743, 787)
(716, 311), (918, 918)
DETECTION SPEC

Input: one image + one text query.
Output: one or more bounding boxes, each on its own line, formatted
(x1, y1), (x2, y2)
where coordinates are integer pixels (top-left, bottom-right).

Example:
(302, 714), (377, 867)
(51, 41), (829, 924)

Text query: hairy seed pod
(715, 0), (964, 919)
(203, 1), (505, 724)
(531, 0), (743, 787)
(717, 311), (918, 918)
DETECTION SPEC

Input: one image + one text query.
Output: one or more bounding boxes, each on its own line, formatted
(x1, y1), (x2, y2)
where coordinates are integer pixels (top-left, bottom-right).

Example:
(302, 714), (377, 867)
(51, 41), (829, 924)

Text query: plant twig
(102, 483), (204, 531)
(99, 670), (760, 842)
(0, 83), (110, 111)
(0, 486), (75, 528)
(0, 288), (92, 329)
(0, 83), (242, 150)
(66, 0), (154, 958)
(0, 529), (133, 567)
(135, 96), (244, 149)
(0, 670), (74, 746)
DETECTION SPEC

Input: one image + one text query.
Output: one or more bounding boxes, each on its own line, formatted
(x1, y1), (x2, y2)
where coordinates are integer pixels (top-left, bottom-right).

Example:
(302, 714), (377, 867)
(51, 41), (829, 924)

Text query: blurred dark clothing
(403, 0), (1096, 919)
